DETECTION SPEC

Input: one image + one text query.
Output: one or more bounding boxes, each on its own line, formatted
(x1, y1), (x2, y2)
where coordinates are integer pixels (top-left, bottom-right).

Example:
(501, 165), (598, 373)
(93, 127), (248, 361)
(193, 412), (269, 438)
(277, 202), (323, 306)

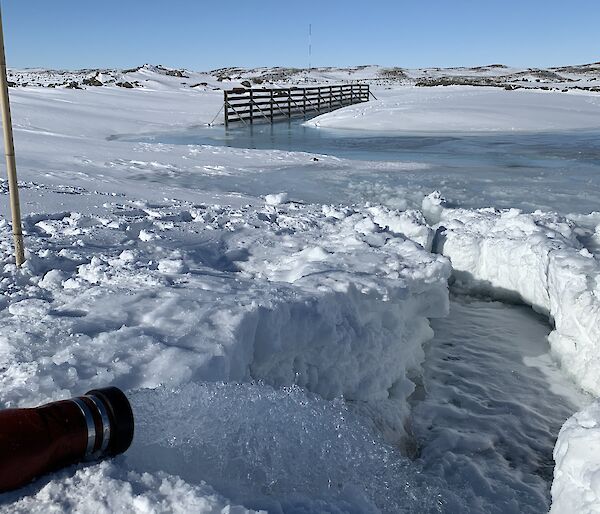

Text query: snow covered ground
(0, 64), (598, 512)
(306, 87), (600, 132)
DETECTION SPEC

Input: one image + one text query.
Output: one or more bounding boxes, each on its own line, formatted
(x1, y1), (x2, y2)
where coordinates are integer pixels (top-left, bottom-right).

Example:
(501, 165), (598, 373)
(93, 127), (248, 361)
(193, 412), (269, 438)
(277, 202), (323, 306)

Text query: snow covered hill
(7, 61), (600, 92)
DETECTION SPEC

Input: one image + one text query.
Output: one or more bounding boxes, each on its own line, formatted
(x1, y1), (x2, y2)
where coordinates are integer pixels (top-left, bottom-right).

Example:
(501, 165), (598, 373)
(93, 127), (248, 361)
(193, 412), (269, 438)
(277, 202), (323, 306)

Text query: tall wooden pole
(0, 6), (24, 266)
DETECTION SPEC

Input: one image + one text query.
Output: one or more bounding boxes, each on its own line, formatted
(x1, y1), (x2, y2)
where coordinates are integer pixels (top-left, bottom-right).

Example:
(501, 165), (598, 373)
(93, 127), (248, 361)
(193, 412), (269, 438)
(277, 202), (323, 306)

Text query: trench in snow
(408, 294), (588, 513)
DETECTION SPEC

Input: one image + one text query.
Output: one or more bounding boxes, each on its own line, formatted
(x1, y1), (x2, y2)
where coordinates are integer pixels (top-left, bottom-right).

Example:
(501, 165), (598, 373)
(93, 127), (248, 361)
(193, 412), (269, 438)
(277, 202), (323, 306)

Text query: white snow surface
(0, 64), (598, 512)
(306, 87), (600, 133)
(1, 460), (259, 514)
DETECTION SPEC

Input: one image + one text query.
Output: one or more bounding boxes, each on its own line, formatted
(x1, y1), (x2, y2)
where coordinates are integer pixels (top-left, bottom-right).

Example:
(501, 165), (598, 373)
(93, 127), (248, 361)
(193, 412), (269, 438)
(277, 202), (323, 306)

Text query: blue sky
(2, 1), (598, 70)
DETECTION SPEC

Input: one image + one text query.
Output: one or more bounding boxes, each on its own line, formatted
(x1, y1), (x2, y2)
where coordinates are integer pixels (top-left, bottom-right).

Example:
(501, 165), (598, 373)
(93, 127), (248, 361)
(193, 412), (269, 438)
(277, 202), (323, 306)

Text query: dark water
(114, 122), (600, 214)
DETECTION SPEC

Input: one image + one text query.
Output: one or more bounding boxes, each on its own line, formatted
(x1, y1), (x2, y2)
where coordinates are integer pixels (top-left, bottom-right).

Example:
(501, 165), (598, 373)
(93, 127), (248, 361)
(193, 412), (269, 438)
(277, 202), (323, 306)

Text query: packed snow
(306, 87), (600, 132)
(0, 63), (598, 512)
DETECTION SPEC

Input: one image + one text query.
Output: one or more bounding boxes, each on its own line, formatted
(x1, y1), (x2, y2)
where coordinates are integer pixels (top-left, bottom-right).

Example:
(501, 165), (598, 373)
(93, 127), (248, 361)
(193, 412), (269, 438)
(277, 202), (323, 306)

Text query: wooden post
(224, 90), (229, 127)
(303, 88), (306, 116)
(287, 89), (291, 119)
(0, 7), (24, 266)
(329, 86), (332, 110)
(270, 90), (273, 122)
(249, 89), (253, 125)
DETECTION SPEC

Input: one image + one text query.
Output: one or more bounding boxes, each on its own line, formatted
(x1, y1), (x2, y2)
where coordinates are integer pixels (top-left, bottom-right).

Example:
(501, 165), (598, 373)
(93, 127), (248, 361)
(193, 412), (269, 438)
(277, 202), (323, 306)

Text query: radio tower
(308, 24), (312, 72)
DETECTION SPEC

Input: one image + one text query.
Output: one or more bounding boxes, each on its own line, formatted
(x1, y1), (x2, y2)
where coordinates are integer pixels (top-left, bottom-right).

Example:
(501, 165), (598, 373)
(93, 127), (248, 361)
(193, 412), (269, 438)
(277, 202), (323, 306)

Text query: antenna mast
(308, 24), (312, 72)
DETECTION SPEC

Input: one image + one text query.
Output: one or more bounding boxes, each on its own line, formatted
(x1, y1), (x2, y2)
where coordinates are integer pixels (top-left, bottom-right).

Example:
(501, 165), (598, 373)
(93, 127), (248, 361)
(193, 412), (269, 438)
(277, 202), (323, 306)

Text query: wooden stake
(0, 6), (24, 266)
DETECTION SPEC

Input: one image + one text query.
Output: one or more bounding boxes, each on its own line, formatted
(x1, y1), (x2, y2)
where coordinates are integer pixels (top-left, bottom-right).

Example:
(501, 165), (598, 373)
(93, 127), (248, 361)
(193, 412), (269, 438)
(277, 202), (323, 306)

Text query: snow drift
(305, 88), (600, 133)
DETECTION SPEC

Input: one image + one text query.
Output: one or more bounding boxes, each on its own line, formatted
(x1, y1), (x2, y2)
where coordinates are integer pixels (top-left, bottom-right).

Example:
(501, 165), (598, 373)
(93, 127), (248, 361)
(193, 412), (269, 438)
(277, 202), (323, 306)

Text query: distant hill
(6, 62), (600, 93)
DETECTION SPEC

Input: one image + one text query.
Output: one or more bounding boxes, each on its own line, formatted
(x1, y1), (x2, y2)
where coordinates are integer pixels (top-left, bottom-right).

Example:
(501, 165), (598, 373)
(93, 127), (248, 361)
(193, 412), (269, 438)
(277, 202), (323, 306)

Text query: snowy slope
(306, 87), (600, 132)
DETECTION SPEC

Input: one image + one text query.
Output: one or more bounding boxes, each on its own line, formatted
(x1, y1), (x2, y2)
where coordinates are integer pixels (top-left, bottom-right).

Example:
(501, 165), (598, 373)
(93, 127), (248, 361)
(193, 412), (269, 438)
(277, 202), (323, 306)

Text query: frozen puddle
(410, 295), (590, 513)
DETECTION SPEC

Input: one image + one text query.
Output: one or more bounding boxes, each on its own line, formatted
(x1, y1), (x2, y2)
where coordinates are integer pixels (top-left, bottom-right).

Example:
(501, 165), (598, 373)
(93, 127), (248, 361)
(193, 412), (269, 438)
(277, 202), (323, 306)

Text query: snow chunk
(158, 259), (185, 274)
(264, 192), (288, 206)
(8, 299), (50, 318)
(552, 401), (600, 514)
(139, 229), (160, 242)
(368, 206), (434, 250)
(421, 191), (447, 225)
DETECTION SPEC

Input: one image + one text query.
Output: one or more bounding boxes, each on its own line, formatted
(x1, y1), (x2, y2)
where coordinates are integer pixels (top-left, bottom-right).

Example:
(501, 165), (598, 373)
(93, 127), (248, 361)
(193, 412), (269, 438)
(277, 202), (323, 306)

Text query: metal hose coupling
(71, 387), (135, 459)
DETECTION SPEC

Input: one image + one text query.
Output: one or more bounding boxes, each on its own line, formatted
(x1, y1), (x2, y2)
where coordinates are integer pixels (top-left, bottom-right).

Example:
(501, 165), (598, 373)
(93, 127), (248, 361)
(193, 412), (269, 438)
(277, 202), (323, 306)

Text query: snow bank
(0, 194), (452, 508)
(426, 198), (600, 396)
(305, 88), (600, 133)
(551, 401), (600, 514)
(0, 198), (449, 439)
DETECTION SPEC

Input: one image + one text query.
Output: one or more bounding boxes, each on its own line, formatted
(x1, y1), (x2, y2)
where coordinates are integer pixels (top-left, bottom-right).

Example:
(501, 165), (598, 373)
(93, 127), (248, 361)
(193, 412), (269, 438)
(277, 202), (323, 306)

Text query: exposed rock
(164, 68), (189, 78)
(83, 77), (103, 87)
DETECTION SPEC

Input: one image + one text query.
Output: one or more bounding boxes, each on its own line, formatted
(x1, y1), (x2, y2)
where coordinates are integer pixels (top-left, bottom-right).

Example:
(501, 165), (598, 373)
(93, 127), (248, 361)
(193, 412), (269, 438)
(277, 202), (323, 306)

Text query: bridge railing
(224, 84), (370, 126)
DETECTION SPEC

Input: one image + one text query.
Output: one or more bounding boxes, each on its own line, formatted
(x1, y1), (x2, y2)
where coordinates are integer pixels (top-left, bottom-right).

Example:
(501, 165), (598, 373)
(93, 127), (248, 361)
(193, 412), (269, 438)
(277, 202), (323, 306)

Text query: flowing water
(117, 121), (600, 214)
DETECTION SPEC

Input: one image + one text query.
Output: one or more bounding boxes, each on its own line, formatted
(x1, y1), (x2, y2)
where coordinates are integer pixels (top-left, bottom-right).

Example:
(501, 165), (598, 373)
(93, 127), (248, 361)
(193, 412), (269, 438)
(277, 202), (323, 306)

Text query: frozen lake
(119, 122), (600, 214)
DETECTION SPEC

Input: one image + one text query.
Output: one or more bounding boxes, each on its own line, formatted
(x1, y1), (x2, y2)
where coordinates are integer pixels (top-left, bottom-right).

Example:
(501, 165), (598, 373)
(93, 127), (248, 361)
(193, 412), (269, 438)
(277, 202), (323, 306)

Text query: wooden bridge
(223, 84), (371, 126)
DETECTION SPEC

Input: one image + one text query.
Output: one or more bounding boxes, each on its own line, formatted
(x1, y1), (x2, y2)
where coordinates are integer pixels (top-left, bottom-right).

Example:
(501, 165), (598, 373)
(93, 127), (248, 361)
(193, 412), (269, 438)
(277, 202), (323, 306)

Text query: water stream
(115, 121), (600, 214)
